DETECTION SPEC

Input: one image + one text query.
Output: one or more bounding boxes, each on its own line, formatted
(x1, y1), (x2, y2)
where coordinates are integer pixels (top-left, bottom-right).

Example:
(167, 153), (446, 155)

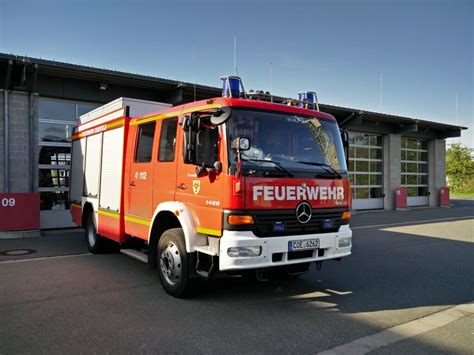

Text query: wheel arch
(148, 211), (181, 269)
(147, 202), (207, 268)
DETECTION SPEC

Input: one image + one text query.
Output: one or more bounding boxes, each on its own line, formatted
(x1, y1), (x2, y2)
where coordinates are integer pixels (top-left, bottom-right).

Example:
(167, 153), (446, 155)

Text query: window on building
(135, 122), (156, 163)
(348, 132), (383, 200)
(38, 98), (99, 211)
(401, 137), (428, 197)
(158, 118), (178, 162)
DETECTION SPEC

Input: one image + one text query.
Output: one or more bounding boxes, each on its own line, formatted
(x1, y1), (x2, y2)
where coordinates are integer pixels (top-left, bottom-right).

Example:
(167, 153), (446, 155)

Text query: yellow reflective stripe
(130, 103), (222, 126)
(130, 111), (179, 126)
(107, 118), (125, 129)
(196, 227), (222, 237)
(125, 215), (151, 226)
(98, 209), (120, 219)
(70, 118), (125, 141)
(70, 203), (81, 208)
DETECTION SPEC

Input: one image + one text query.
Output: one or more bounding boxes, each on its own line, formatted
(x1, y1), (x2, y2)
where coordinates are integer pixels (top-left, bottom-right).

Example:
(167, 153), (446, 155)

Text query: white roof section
(79, 97), (171, 124)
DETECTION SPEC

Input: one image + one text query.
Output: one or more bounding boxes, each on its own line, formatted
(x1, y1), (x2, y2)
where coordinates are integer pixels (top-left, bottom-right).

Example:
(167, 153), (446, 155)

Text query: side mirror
(213, 160), (222, 173)
(195, 160), (222, 177)
(210, 107), (231, 125)
(231, 137), (250, 151)
(183, 115), (191, 131)
(341, 131), (348, 147)
(195, 163), (206, 177)
(340, 131), (349, 168)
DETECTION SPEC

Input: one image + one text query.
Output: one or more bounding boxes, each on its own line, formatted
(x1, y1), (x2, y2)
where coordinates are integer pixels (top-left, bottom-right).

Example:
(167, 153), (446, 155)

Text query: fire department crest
(192, 180), (201, 195)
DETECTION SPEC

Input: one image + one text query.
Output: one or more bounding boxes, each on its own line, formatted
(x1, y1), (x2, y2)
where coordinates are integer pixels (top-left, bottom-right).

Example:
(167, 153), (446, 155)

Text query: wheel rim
(160, 242), (182, 286)
(87, 221), (96, 247)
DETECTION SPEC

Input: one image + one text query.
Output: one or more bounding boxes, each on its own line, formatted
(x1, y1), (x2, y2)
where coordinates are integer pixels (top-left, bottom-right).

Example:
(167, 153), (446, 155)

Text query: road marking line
(0, 253), (92, 264)
(351, 216), (474, 230)
(317, 301), (474, 355)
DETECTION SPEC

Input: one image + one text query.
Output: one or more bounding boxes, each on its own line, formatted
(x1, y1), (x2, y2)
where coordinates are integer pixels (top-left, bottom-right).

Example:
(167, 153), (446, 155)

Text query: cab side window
(158, 118), (178, 162)
(135, 122), (156, 163)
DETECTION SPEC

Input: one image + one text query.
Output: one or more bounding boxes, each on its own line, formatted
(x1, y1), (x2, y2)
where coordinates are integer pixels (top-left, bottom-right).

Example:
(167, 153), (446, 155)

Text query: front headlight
(227, 246), (262, 257)
(338, 237), (351, 248)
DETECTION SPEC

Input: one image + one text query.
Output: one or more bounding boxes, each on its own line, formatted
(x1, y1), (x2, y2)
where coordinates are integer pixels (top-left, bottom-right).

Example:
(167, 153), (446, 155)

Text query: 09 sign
(0, 193), (40, 231)
(1, 197), (16, 207)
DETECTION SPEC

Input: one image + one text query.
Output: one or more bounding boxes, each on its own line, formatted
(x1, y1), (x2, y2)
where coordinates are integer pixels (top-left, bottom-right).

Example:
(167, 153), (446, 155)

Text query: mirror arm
(196, 163), (207, 177)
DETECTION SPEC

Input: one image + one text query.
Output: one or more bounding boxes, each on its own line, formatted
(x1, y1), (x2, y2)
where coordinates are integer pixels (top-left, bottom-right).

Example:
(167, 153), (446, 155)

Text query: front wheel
(157, 228), (193, 298)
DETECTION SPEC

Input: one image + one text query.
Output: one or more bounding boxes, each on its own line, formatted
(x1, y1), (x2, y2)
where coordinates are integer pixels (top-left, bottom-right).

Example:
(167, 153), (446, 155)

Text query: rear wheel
(157, 228), (193, 298)
(85, 211), (106, 254)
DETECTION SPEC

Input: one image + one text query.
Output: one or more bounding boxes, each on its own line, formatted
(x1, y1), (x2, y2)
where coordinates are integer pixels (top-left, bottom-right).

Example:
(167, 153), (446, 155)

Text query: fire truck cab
(70, 77), (352, 297)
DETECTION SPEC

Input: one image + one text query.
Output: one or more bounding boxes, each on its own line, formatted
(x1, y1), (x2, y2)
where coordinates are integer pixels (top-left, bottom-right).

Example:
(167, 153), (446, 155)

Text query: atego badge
(192, 180), (201, 195)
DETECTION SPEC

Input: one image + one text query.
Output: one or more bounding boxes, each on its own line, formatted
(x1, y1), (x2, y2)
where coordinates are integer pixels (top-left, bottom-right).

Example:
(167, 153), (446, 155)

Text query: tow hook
(315, 261), (323, 271)
(256, 269), (269, 282)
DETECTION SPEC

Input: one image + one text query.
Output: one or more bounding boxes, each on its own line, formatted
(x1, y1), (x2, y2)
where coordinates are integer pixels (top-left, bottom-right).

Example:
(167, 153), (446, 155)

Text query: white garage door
(401, 137), (429, 207)
(348, 132), (384, 210)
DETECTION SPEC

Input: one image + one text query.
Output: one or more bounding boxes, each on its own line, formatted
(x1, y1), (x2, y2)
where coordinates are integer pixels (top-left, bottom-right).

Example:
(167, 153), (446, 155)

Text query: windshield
(227, 109), (348, 176)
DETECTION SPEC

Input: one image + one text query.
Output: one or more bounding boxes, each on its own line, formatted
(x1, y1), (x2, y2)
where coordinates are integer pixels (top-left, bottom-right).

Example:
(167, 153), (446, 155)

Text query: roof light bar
(221, 75), (246, 98)
(298, 91), (319, 111)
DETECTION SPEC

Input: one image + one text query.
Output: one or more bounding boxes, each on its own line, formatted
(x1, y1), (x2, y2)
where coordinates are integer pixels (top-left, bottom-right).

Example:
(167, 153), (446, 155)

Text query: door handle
(130, 181), (136, 187)
(177, 183), (187, 190)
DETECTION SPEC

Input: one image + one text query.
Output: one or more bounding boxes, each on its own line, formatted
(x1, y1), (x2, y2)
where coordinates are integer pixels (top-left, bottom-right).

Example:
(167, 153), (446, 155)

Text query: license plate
(288, 238), (320, 252)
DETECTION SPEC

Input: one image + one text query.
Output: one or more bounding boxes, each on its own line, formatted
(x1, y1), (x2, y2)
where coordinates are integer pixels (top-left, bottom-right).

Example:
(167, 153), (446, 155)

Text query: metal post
(3, 89), (9, 193)
(3, 59), (12, 193)
(29, 63), (38, 192)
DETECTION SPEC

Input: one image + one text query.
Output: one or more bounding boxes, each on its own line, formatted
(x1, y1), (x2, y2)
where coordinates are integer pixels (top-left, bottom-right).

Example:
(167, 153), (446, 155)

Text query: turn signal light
(227, 215), (255, 225)
(342, 211), (351, 220)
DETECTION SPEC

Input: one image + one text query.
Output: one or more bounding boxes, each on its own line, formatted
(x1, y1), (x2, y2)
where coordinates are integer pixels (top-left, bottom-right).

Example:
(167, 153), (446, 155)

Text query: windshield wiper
(295, 161), (342, 179)
(242, 159), (294, 177)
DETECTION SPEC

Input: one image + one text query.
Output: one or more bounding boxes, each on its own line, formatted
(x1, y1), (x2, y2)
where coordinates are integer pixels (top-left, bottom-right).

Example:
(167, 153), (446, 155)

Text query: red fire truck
(69, 76), (352, 297)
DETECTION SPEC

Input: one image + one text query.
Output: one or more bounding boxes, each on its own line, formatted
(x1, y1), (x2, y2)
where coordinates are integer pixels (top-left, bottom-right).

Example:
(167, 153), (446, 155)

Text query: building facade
(0, 54), (465, 229)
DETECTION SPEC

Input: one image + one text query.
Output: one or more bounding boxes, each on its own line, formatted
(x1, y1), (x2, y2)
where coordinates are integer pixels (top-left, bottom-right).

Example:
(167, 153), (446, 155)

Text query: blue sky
(1, 0), (472, 146)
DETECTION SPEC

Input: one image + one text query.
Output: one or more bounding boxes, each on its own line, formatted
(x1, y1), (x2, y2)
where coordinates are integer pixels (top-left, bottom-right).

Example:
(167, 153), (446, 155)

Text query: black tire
(157, 228), (193, 298)
(85, 211), (105, 254)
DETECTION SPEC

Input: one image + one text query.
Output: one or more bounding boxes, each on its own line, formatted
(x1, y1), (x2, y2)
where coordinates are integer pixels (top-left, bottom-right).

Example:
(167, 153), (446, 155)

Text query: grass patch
(450, 190), (474, 199)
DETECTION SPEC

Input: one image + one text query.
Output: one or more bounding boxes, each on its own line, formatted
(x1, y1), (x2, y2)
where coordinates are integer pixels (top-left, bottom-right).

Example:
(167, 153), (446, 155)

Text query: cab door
(153, 117), (178, 206)
(126, 121), (157, 238)
(175, 116), (224, 237)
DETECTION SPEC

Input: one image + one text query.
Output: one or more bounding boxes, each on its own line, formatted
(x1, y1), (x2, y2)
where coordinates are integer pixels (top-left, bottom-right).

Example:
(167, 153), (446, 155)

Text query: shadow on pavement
(192, 217), (473, 318)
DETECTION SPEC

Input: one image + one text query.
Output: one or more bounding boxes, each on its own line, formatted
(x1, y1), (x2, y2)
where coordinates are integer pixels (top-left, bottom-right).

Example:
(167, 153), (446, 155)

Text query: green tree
(446, 143), (474, 191)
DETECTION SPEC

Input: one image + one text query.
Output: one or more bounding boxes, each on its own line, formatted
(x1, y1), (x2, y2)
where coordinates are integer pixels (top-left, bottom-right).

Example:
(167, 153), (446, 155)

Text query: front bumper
(218, 224), (352, 271)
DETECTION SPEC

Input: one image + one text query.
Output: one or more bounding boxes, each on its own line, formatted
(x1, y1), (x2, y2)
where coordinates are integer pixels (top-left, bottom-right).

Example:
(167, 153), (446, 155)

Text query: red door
(153, 118), (179, 206)
(175, 123), (224, 237)
(126, 121), (157, 238)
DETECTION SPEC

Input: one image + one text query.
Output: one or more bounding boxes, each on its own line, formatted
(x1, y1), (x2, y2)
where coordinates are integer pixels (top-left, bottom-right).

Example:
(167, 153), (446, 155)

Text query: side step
(195, 245), (219, 256)
(195, 246), (218, 279)
(120, 248), (148, 263)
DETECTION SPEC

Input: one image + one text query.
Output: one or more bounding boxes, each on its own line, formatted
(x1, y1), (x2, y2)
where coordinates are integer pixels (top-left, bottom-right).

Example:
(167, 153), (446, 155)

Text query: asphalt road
(0, 201), (473, 354)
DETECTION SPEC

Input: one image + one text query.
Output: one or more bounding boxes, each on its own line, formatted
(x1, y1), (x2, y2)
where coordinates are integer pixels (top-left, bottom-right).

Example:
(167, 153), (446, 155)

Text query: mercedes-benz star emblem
(296, 201), (312, 224)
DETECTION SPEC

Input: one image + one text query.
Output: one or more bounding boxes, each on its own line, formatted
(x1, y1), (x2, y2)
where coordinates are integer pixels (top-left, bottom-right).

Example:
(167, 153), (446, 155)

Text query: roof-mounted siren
(220, 75), (246, 99)
(298, 91), (319, 111)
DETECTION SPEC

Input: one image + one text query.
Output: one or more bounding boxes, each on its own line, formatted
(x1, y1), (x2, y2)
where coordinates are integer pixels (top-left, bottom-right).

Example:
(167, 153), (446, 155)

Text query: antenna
(269, 61), (273, 93)
(193, 43), (196, 102)
(379, 73), (383, 112)
(233, 36), (237, 75)
(455, 92), (459, 125)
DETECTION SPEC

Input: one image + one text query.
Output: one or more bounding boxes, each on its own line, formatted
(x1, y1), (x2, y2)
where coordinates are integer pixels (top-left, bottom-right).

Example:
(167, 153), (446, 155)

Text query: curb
(0, 230), (43, 240)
